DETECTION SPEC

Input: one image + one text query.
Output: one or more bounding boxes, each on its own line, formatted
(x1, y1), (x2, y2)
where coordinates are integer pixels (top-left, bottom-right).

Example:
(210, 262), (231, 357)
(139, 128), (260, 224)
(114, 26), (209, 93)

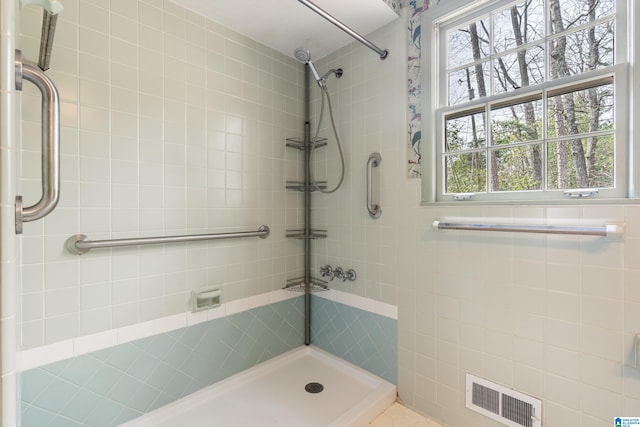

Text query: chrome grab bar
(65, 225), (271, 255)
(297, 0), (389, 60)
(432, 220), (625, 239)
(15, 49), (61, 234)
(367, 152), (381, 219)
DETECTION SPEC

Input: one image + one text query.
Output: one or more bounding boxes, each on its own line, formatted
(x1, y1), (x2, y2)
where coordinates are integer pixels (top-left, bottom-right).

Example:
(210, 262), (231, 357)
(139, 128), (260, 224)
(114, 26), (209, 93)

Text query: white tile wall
(17, 0), (304, 349)
(312, 8), (640, 427)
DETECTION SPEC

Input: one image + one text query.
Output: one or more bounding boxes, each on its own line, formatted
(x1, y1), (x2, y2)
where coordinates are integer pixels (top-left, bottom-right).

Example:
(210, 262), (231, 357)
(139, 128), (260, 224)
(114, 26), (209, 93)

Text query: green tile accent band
(310, 295), (398, 384)
(20, 297), (304, 427)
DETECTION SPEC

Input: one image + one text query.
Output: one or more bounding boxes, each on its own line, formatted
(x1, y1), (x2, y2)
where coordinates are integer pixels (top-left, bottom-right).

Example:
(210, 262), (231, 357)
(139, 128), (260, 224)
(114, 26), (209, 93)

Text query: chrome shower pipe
(304, 66), (312, 346)
(297, 0), (389, 59)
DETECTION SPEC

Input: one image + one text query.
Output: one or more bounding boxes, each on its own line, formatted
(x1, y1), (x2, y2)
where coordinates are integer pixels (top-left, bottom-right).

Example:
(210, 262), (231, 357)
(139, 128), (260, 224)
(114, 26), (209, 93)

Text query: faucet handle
(319, 265), (333, 278)
(344, 269), (356, 282)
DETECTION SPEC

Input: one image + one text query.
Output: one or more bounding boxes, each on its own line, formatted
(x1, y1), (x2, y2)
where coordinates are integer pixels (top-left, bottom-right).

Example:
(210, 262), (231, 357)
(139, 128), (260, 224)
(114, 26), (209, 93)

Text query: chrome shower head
(293, 47), (324, 88)
(294, 47), (311, 63)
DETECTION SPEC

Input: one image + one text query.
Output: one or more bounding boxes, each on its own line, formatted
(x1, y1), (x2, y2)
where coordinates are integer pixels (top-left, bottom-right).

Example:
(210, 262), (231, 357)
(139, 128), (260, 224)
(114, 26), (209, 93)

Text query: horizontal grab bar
(65, 225), (270, 255)
(432, 220), (624, 239)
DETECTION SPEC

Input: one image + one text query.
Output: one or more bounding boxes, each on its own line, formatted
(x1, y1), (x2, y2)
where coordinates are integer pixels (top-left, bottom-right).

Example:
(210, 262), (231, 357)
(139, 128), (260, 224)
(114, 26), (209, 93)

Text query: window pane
(491, 145), (543, 191)
(547, 83), (614, 138)
(549, 22), (614, 79)
(448, 62), (490, 105)
(446, 112), (486, 151)
(547, 136), (614, 189)
(447, 17), (490, 69)
(493, 45), (545, 93)
(436, 0), (622, 200)
(445, 152), (487, 193)
(550, 0), (615, 34)
(491, 99), (543, 145)
(493, 0), (544, 53)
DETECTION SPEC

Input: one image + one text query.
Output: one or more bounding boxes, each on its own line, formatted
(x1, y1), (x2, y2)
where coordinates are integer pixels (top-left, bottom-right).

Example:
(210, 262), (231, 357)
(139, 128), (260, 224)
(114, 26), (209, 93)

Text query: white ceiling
(170, 0), (399, 60)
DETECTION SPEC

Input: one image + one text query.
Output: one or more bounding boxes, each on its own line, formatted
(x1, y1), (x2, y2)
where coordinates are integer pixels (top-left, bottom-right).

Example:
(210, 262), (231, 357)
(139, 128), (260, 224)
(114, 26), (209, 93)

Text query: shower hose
(310, 86), (345, 194)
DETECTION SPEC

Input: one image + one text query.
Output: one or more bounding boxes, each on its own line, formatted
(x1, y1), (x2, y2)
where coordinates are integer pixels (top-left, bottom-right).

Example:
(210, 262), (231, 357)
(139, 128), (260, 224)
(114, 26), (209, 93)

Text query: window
(427, 0), (631, 202)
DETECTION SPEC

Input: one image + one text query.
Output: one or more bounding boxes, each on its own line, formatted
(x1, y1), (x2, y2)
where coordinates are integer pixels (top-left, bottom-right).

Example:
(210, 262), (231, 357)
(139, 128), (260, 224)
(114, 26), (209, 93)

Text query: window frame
(421, 0), (636, 204)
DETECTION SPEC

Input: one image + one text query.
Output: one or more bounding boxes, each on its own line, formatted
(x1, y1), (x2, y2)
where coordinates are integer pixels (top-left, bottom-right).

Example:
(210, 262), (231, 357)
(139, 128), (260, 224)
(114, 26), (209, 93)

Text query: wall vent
(466, 374), (542, 427)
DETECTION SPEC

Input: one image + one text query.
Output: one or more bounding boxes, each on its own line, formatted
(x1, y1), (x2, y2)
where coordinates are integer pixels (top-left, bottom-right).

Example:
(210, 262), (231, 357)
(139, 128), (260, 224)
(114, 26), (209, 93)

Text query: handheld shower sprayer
(295, 48), (323, 87)
(293, 47), (346, 194)
(293, 48), (342, 89)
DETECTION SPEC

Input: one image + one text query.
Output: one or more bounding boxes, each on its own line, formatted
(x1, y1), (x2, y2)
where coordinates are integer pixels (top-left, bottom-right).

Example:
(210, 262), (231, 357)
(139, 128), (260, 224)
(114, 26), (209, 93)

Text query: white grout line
(17, 289), (397, 371)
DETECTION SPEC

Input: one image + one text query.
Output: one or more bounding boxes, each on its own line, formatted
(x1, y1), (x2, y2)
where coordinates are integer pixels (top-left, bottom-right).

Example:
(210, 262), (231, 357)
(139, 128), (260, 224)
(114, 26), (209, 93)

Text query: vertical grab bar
(367, 152), (381, 219)
(14, 49), (61, 234)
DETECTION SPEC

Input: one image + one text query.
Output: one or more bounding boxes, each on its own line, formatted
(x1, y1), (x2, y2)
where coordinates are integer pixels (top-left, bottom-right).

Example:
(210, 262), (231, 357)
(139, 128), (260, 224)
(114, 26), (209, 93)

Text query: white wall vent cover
(466, 374), (542, 427)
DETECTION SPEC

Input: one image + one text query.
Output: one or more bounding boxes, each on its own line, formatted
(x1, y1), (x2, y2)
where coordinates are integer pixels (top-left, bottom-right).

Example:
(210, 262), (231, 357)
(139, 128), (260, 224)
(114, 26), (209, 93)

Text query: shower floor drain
(305, 382), (324, 394)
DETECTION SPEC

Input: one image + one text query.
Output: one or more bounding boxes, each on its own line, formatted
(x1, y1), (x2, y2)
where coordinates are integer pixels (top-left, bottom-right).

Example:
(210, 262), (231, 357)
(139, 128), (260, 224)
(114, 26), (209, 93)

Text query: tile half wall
(19, 291), (398, 426)
(20, 297), (304, 426)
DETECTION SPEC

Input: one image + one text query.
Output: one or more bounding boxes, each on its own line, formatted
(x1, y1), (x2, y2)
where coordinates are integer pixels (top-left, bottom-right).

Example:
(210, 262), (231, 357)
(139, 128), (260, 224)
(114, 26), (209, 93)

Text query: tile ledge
(314, 289), (398, 320)
(17, 289), (396, 370)
(17, 289), (300, 371)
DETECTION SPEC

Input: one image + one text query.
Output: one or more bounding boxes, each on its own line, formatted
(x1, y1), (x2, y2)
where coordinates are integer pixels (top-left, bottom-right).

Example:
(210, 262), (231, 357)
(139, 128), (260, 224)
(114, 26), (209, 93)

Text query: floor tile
(368, 402), (441, 427)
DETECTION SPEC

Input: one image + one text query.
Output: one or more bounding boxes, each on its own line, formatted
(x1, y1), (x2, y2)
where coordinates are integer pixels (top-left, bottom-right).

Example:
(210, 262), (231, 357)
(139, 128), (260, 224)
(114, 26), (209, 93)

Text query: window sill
(420, 197), (640, 207)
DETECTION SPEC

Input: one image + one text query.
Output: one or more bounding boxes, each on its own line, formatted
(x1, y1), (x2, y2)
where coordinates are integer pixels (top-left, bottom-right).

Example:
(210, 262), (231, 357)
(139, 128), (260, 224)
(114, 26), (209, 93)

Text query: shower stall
(0, 0), (400, 425)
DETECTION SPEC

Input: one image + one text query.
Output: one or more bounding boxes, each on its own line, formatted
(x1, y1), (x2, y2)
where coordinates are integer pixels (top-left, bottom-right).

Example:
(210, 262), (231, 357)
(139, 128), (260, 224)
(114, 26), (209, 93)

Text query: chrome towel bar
(65, 226), (270, 255)
(432, 220), (625, 239)
(297, 0), (389, 59)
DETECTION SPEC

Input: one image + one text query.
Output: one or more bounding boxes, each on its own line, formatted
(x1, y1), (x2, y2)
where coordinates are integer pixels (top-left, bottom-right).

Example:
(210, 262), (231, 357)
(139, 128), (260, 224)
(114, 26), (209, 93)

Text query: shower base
(122, 345), (396, 427)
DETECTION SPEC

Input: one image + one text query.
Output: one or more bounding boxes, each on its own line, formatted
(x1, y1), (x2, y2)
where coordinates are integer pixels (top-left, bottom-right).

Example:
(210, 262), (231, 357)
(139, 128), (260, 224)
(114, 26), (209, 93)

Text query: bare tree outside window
(442, 0), (616, 196)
